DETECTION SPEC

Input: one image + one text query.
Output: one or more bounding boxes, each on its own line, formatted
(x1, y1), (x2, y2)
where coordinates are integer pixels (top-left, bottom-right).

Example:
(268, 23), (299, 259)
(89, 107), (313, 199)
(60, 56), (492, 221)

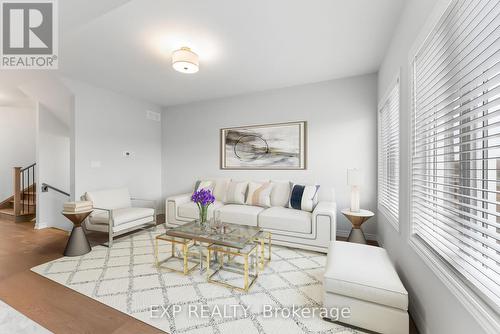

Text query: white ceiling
(57, 0), (405, 106)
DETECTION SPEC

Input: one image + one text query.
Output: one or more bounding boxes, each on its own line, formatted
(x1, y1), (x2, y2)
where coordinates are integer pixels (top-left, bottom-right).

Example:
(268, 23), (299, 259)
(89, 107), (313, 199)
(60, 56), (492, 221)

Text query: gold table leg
(183, 243), (188, 275)
(268, 232), (272, 261)
(257, 232), (272, 271)
(244, 254), (249, 291)
(260, 237), (265, 271)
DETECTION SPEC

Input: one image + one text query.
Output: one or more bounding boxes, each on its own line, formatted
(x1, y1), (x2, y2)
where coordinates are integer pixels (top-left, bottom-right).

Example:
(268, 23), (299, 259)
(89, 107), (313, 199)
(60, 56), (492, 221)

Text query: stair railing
(41, 183), (70, 197)
(13, 163), (36, 215)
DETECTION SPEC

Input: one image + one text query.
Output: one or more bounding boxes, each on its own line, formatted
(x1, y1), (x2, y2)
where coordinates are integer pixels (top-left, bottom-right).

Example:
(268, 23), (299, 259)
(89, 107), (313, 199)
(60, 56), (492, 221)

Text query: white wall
(163, 74), (378, 238)
(36, 104), (71, 230)
(0, 106), (36, 200)
(63, 78), (163, 209)
(377, 0), (490, 333)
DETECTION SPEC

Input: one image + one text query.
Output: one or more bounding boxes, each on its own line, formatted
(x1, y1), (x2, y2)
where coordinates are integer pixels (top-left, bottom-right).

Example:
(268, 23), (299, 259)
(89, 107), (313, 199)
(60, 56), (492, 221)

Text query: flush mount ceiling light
(172, 47), (199, 74)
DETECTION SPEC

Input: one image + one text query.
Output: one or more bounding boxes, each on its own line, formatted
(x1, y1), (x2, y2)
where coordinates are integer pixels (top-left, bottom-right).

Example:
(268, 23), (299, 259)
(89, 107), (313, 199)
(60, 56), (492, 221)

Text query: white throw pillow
(193, 180), (215, 193)
(212, 178), (231, 202)
(225, 181), (248, 204)
(288, 183), (320, 212)
(246, 182), (274, 208)
(270, 180), (291, 207)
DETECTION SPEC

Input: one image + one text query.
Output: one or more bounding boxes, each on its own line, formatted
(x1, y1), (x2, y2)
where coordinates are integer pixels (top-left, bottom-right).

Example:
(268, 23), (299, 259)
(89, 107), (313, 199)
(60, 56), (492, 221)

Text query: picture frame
(220, 121), (307, 170)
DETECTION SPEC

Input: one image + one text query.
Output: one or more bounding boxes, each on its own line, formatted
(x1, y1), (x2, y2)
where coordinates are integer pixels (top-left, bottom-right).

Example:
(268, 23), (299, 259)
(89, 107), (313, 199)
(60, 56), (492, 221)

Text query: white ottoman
(323, 241), (409, 334)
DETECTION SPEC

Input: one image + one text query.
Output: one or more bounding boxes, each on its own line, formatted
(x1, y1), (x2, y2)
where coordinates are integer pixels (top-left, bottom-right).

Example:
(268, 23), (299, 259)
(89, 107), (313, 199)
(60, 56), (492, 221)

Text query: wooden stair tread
(0, 208), (35, 216)
(9, 199), (36, 205)
(0, 208), (14, 216)
(19, 211), (35, 216)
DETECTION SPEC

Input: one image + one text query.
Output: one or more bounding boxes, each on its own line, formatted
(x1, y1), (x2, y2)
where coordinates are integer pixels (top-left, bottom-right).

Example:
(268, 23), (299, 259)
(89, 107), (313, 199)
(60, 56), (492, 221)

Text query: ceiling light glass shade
(172, 47), (199, 73)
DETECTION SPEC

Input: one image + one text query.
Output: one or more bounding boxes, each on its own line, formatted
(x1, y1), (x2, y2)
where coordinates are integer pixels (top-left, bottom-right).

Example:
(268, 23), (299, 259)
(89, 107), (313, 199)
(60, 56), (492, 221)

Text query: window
(378, 77), (400, 229)
(411, 0), (500, 312)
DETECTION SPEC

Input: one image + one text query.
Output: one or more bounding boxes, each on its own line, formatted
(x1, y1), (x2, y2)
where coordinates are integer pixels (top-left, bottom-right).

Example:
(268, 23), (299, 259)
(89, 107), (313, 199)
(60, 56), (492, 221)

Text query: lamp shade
(172, 47), (199, 74)
(347, 168), (360, 186)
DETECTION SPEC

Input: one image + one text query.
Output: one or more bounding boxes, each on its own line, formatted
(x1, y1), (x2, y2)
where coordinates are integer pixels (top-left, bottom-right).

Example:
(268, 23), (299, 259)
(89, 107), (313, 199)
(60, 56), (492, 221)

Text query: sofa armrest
(91, 207), (114, 227)
(166, 193), (192, 206)
(166, 193), (193, 225)
(313, 201), (336, 217)
(131, 197), (156, 209)
(312, 201), (337, 241)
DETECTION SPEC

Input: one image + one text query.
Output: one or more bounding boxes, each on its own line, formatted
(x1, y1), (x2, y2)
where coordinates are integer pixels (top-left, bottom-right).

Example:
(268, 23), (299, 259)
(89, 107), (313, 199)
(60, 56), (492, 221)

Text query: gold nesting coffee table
(154, 221), (271, 290)
(207, 242), (259, 292)
(154, 235), (201, 275)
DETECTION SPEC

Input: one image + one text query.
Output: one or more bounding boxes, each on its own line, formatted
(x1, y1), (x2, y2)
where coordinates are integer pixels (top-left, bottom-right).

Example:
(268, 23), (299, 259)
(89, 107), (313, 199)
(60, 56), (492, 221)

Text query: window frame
(407, 0), (500, 332)
(378, 73), (401, 231)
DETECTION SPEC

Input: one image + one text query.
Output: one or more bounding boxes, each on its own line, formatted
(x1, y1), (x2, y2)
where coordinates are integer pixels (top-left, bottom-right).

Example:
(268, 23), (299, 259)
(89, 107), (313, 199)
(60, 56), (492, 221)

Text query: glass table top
(164, 221), (263, 249)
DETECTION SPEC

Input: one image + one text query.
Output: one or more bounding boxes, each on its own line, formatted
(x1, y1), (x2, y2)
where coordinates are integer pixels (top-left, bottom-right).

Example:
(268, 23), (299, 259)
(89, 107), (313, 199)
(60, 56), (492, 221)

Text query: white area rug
(31, 226), (362, 334)
(0, 299), (52, 334)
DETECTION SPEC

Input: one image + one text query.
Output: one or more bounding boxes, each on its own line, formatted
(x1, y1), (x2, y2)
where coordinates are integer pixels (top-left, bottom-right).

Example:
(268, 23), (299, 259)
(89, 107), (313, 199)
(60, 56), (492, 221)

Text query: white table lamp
(347, 168), (360, 212)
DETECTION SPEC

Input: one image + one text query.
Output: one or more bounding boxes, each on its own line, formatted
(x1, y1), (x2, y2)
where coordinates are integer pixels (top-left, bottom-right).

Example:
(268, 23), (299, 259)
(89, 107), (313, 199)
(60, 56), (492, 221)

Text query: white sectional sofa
(166, 179), (336, 252)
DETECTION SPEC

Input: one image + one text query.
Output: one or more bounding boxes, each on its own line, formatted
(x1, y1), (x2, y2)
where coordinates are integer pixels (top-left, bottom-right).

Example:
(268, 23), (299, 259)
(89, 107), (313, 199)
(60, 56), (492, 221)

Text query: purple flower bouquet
(191, 188), (215, 224)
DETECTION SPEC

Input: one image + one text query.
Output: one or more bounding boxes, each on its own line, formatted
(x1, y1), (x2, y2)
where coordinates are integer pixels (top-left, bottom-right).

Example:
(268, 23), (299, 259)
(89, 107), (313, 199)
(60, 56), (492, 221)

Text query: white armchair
(83, 187), (156, 247)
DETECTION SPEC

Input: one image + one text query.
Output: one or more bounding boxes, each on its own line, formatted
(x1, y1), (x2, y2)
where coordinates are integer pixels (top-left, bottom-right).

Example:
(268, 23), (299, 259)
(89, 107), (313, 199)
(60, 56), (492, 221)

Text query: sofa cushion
(178, 201), (224, 220)
(270, 181), (291, 207)
(217, 204), (264, 226)
(324, 241), (408, 310)
(90, 207), (154, 226)
(85, 187), (131, 211)
(259, 207), (311, 234)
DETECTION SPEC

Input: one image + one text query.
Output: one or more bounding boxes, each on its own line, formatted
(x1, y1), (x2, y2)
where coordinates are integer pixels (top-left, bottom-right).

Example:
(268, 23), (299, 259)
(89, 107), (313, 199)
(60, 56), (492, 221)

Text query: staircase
(0, 164), (36, 222)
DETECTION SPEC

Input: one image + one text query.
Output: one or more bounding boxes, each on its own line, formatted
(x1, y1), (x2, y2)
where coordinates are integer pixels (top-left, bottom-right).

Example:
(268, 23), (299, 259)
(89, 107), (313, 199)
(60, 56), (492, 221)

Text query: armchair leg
(107, 214), (114, 248)
(108, 230), (113, 248)
(153, 210), (157, 231)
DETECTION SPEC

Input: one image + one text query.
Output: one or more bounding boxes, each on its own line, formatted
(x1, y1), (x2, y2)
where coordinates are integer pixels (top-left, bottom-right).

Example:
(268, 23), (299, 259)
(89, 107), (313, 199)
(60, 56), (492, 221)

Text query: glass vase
(199, 205), (208, 225)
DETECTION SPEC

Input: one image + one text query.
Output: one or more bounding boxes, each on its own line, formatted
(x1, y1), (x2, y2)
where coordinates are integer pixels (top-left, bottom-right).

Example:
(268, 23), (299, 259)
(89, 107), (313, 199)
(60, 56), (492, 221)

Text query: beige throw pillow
(246, 182), (273, 208)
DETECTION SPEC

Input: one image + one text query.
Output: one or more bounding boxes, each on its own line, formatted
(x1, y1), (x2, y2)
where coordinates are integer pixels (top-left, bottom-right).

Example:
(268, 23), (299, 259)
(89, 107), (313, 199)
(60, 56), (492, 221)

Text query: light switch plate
(146, 110), (161, 122)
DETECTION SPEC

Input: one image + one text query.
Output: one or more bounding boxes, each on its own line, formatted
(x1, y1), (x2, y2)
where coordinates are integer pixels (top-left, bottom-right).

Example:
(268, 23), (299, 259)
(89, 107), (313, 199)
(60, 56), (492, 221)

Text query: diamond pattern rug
(0, 300), (52, 334)
(31, 225), (363, 334)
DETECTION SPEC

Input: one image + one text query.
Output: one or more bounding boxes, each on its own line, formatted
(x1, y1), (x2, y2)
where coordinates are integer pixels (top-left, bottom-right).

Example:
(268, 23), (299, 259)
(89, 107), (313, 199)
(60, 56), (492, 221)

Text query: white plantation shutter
(378, 79), (400, 227)
(411, 0), (500, 310)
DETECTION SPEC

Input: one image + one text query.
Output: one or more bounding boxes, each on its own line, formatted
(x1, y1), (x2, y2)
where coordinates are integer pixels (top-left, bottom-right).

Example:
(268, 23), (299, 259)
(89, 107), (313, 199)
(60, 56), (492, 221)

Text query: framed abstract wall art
(220, 121), (306, 170)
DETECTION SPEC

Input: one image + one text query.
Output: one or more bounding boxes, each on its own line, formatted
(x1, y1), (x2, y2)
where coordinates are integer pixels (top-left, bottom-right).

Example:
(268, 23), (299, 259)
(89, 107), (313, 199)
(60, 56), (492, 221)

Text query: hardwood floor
(0, 217), (160, 334)
(0, 216), (419, 334)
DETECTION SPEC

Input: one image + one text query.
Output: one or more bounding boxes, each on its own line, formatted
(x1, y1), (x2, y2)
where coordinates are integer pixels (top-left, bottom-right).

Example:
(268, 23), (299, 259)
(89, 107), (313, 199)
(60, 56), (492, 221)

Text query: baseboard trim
(34, 221), (46, 229)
